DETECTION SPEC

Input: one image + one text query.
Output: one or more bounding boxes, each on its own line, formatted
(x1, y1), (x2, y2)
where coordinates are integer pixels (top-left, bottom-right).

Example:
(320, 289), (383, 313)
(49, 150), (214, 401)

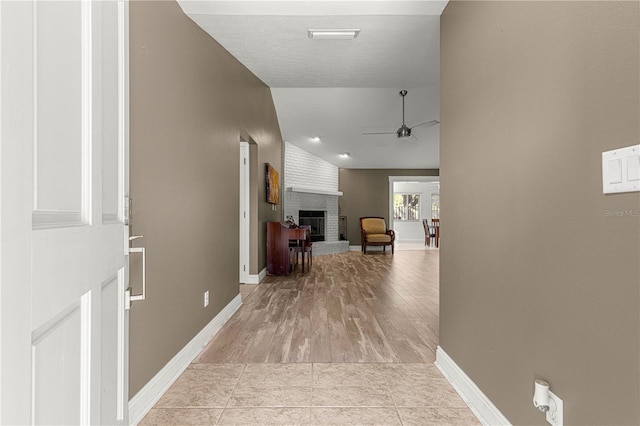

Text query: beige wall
(339, 169), (439, 244)
(440, 2), (639, 424)
(129, 1), (282, 396)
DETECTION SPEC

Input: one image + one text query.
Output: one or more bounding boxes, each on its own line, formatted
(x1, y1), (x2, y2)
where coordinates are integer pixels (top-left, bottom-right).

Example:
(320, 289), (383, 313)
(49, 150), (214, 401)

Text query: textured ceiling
(179, 0), (446, 168)
(185, 14), (440, 88)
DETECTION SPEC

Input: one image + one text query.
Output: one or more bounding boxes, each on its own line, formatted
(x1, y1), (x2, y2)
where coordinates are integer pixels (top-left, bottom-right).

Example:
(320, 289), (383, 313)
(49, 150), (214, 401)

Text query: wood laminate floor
(141, 250), (482, 425)
(197, 250), (439, 364)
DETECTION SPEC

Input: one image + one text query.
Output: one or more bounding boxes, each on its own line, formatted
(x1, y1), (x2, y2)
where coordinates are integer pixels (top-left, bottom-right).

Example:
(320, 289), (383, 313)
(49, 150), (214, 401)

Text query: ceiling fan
(362, 90), (439, 140)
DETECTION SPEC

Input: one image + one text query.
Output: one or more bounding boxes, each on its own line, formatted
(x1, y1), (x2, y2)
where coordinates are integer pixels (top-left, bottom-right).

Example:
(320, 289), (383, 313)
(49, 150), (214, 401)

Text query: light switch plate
(602, 145), (640, 194)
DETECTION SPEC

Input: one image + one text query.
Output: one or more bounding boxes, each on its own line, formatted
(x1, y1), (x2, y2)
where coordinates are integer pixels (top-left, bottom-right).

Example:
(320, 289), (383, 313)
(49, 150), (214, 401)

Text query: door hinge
(243, 265), (246, 271)
(244, 158), (247, 165)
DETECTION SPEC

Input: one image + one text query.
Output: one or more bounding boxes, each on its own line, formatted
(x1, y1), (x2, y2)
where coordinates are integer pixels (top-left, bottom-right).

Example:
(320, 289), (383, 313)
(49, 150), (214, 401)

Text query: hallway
(139, 251), (480, 425)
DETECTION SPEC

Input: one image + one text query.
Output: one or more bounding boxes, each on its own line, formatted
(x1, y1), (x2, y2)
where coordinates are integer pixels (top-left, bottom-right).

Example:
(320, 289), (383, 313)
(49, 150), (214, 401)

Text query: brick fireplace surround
(283, 143), (349, 255)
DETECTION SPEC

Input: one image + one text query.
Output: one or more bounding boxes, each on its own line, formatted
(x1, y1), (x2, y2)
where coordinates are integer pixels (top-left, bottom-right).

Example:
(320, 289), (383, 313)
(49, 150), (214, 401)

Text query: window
(394, 193), (420, 221)
(431, 193), (440, 219)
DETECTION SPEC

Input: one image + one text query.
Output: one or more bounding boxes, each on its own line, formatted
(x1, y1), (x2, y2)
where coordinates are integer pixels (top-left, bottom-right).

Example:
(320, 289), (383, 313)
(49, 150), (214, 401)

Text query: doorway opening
(388, 176), (440, 246)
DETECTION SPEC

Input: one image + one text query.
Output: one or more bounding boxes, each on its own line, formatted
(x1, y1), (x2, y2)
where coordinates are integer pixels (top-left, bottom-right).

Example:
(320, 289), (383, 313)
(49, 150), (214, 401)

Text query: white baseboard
(129, 294), (243, 425)
(435, 346), (511, 426)
(349, 245), (361, 252)
(246, 267), (266, 284)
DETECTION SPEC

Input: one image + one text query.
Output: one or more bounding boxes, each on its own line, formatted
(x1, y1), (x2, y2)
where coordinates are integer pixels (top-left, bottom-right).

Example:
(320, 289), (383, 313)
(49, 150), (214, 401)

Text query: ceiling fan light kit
(362, 89), (439, 140)
(397, 125), (412, 139)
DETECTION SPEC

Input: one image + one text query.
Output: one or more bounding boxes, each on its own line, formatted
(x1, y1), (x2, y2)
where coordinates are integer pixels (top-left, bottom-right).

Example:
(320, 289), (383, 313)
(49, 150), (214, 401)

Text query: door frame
(239, 141), (250, 283)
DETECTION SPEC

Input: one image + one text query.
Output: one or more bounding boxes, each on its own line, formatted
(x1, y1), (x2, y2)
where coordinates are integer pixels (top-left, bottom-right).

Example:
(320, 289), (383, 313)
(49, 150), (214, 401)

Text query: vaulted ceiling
(178, 1), (447, 168)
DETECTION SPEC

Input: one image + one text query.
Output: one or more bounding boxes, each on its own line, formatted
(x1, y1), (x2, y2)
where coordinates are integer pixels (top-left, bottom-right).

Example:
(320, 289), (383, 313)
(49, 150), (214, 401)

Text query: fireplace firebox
(298, 210), (325, 242)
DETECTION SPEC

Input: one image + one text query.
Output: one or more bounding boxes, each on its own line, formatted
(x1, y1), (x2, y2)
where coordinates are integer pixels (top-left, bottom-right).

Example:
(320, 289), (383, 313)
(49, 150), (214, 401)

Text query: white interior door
(239, 142), (250, 283)
(0, 1), (130, 424)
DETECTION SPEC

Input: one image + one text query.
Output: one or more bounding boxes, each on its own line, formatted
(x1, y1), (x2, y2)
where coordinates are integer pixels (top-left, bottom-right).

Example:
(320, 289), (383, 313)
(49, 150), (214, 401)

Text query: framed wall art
(266, 163), (279, 205)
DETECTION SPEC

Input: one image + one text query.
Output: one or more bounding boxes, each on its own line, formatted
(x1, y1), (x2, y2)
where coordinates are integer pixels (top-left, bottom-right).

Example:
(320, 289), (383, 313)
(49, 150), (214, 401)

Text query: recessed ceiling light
(339, 152), (350, 158)
(308, 29), (360, 40)
(311, 136), (321, 143)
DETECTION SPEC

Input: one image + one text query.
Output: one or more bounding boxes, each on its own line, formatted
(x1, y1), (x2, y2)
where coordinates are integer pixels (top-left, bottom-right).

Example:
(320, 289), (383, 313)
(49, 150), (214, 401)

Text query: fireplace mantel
(286, 187), (343, 197)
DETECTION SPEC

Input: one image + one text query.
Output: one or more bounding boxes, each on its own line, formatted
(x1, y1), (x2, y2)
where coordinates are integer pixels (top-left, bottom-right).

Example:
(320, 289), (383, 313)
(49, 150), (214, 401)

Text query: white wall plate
(602, 144), (640, 194)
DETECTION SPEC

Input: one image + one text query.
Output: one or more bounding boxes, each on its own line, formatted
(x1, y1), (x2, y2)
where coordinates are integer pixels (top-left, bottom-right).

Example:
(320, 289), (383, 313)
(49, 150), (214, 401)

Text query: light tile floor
(140, 363), (481, 425)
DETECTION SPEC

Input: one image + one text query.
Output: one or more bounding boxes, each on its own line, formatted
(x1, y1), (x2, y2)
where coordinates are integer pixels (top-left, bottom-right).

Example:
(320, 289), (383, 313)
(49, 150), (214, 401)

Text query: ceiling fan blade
(362, 131), (396, 136)
(410, 120), (440, 130)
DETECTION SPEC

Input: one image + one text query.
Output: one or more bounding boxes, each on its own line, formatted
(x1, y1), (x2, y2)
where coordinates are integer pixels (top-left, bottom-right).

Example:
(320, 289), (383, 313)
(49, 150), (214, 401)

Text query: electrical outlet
(204, 291), (209, 307)
(546, 390), (563, 426)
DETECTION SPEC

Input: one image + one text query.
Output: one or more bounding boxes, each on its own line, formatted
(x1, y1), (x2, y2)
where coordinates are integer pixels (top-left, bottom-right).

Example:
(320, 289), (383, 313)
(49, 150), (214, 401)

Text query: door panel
(31, 297), (87, 425)
(33, 1), (84, 224)
(0, 1), (130, 424)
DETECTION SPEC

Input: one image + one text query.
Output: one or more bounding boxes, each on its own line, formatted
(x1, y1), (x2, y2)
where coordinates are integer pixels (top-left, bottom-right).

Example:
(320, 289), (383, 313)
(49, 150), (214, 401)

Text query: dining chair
(431, 218), (440, 247)
(423, 219), (436, 246)
(289, 225), (312, 273)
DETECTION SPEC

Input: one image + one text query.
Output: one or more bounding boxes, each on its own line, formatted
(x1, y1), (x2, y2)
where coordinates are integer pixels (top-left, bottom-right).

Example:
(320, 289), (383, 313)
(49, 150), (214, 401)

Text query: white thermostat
(602, 144), (640, 194)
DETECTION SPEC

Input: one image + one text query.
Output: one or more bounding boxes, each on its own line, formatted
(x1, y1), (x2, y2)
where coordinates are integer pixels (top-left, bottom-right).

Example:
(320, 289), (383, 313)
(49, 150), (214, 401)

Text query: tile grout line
(214, 363), (247, 425)
(381, 365), (406, 426)
(309, 362), (314, 422)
